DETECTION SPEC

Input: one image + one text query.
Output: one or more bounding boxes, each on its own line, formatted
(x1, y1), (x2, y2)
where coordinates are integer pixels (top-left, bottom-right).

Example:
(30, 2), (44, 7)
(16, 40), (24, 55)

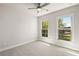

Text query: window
(42, 20), (48, 37)
(58, 16), (72, 41)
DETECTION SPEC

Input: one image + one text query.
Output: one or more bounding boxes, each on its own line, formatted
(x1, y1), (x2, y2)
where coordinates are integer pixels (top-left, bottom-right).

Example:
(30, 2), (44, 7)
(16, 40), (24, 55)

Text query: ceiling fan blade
(41, 3), (49, 8)
(28, 8), (37, 9)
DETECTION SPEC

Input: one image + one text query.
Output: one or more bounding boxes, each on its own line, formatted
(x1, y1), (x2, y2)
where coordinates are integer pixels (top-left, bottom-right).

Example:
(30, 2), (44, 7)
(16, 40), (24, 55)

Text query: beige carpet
(0, 41), (76, 56)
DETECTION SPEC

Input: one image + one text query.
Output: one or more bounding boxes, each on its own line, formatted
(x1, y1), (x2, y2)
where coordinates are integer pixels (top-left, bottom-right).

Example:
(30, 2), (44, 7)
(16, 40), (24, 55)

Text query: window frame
(41, 20), (48, 38)
(56, 14), (74, 42)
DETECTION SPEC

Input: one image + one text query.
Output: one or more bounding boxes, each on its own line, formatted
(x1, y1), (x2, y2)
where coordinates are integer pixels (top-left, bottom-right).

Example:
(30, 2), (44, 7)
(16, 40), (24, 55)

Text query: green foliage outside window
(42, 20), (48, 37)
(58, 16), (71, 41)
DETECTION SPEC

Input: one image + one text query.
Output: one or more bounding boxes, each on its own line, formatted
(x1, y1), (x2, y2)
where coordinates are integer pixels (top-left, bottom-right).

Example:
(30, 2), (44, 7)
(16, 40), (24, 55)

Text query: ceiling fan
(28, 3), (49, 13)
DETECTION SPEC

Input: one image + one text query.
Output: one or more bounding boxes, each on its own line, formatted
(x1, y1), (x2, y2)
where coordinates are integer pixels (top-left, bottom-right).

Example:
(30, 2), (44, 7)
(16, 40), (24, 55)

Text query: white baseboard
(0, 39), (36, 52)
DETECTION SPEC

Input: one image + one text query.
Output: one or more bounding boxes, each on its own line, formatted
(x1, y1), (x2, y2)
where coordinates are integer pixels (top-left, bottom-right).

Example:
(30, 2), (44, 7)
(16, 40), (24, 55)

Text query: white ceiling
(28, 3), (78, 17)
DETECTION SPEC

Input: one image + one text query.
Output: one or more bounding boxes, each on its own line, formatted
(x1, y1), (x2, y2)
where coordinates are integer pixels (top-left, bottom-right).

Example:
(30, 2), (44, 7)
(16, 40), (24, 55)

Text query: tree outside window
(58, 16), (71, 41)
(42, 20), (48, 37)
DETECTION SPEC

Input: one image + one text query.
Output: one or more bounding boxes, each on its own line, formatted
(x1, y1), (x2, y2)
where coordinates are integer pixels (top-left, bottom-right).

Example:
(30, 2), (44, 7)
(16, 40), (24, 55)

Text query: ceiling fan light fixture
(37, 8), (42, 11)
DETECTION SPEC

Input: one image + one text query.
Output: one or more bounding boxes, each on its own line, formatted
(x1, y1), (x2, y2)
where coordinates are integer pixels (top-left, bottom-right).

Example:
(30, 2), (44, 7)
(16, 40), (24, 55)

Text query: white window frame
(56, 14), (74, 42)
(41, 19), (48, 38)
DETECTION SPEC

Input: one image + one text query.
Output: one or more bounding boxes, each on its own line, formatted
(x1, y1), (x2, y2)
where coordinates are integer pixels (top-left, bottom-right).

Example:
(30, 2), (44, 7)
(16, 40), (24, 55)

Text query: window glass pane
(42, 20), (48, 37)
(58, 16), (72, 41)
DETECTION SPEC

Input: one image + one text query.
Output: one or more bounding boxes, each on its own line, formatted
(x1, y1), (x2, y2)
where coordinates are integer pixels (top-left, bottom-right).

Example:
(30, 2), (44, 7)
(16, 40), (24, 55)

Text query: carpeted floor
(0, 41), (78, 56)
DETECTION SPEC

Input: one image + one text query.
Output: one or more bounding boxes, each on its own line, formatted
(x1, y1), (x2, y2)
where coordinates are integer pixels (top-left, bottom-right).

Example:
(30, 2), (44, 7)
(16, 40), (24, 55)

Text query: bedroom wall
(38, 4), (79, 51)
(0, 4), (37, 51)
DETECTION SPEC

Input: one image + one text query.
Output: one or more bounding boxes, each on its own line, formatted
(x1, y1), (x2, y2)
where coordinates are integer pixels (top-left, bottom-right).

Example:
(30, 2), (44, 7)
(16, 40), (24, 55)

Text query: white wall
(0, 4), (37, 51)
(38, 4), (79, 51)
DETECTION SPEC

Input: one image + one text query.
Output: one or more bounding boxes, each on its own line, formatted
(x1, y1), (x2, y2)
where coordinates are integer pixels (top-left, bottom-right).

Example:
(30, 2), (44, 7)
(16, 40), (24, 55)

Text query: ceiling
(28, 3), (78, 17)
